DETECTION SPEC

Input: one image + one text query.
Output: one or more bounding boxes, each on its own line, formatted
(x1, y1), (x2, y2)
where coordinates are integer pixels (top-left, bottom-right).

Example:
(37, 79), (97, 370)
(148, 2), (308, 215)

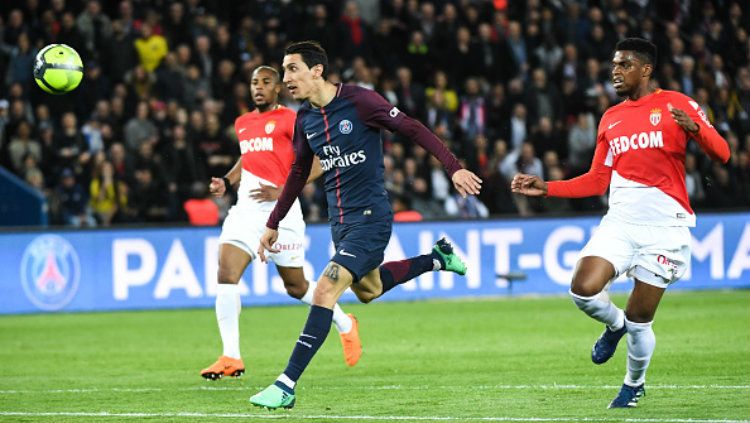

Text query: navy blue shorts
(329, 217), (392, 282)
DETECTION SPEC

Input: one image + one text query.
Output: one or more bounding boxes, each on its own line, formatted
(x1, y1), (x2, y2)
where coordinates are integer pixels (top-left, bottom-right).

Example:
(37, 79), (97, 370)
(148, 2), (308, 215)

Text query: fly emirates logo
(608, 130), (663, 156)
(319, 145), (366, 171)
(239, 137), (274, 153)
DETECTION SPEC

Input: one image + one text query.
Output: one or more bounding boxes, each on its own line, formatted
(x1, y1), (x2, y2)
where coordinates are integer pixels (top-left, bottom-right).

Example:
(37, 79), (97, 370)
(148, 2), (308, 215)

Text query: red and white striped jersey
(233, 106), (297, 212)
(548, 89), (730, 227)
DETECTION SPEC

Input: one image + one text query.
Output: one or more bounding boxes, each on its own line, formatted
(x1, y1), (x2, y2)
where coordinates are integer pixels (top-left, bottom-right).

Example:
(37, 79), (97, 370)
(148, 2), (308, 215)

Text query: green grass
(0, 290), (748, 422)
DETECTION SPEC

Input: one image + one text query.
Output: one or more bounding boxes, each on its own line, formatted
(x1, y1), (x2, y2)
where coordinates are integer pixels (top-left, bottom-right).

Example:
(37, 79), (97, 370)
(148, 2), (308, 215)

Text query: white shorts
(580, 216), (691, 288)
(218, 205), (305, 267)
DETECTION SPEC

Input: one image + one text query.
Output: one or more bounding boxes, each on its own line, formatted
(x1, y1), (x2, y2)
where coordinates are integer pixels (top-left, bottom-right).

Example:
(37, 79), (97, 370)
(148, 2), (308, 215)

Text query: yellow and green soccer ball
(33, 44), (84, 95)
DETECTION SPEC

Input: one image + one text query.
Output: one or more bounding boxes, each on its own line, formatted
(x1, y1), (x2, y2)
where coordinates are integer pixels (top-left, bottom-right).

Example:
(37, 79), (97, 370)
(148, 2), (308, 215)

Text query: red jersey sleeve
(668, 92), (730, 163)
(547, 119), (613, 198)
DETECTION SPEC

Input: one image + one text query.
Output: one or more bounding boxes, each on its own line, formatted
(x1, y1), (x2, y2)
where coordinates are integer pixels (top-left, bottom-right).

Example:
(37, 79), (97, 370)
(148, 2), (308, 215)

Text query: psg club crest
(264, 120), (276, 134)
(339, 119), (353, 134)
(20, 235), (80, 311)
(650, 108), (662, 126)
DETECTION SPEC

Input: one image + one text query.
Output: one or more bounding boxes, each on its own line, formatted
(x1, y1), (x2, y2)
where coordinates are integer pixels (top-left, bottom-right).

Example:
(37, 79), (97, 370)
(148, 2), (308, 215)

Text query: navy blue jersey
(267, 83), (461, 230)
(299, 84), (397, 222)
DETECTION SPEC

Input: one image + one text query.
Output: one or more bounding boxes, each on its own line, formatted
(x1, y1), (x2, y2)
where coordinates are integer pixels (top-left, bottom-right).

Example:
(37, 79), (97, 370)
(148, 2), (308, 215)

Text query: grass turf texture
(0, 290), (748, 422)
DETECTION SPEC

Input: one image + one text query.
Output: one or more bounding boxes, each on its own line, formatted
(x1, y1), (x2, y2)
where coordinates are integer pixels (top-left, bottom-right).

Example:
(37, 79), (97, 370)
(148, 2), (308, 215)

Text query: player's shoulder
(235, 110), (259, 126)
(658, 89), (698, 108)
(339, 83), (381, 102)
(275, 105), (297, 121)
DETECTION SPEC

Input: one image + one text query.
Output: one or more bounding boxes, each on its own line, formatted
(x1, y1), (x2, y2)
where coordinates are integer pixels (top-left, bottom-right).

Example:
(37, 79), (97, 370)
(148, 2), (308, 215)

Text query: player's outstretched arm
(511, 174), (547, 197)
(351, 86), (481, 193)
(521, 138), (612, 198)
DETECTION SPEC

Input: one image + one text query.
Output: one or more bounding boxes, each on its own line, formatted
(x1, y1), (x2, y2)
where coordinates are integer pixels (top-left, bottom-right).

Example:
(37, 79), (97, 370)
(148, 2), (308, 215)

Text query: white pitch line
(0, 412), (748, 423)
(0, 384), (748, 395)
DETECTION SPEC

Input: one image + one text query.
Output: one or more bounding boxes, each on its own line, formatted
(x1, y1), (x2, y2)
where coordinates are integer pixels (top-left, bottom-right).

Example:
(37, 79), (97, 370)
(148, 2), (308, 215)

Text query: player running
(249, 41), (482, 409)
(511, 38), (730, 408)
(200, 66), (362, 381)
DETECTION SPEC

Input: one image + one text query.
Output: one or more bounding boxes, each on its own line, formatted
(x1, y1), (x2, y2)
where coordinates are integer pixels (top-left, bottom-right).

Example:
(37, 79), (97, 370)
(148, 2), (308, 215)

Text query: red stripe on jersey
(321, 108), (343, 223)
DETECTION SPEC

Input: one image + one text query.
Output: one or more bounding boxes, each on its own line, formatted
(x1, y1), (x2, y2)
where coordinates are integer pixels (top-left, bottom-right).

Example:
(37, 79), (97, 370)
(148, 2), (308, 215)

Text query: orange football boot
(339, 313), (362, 367)
(200, 355), (245, 380)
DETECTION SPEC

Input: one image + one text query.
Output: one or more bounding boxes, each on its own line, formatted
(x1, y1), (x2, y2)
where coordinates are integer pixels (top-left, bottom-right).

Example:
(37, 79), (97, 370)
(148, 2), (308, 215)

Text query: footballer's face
(611, 50), (652, 97)
(282, 54), (322, 100)
(251, 68), (281, 108)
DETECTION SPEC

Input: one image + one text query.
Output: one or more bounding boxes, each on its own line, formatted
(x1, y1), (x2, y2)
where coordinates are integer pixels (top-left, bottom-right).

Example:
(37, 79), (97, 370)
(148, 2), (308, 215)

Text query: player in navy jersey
(249, 41), (482, 409)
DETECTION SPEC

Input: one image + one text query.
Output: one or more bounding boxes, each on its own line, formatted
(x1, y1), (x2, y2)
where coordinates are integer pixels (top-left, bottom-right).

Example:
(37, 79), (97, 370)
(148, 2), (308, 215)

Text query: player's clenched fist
(511, 173), (548, 197)
(451, 169), (483, 198)
(209, 177), (227, 197)
(257, 227), (280, 263)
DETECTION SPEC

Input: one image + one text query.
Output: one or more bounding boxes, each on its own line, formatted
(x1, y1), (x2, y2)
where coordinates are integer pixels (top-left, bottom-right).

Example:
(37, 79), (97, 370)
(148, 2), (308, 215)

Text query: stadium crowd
(0, 0), (749, 227)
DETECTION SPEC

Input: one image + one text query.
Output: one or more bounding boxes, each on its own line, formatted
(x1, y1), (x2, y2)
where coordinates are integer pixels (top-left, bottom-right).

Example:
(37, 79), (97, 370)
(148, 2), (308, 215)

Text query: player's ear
(312, 63), (323, 79)
(642, 63), (653, 79)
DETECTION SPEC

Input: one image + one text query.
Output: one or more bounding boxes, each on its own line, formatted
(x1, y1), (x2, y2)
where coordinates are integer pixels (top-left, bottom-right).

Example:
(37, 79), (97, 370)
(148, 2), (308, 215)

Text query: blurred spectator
(485, 83), (511, 142)
(134, 22), (168, 72)
(129, 166), (168, 222)
(164, 124), (202, 203)
(394, 66), (425, 121)
(89, 160), (127, 226)
(124, 101), (157, 152)
(76, 0), (112, 56)
(54, 167), (96, 227)
(104, 19), (139, 84)
(7, 120), (41, 173)
(567, 112), (596, 170)
(445, 192), (489, 219)
(458, 77), (486, 142)
(338, 0), (371, 61)
(685, 153), (706, 207)
(448, 26), (479, 84)
(53, 112), (89, 177)
(5, 32), (36, 89)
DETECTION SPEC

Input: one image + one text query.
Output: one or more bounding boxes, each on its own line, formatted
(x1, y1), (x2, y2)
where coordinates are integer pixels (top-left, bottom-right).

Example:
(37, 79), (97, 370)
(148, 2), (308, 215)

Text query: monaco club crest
(20, 235), (80, 311)
(265, 120), (276, 134)
(650, 108), (662, 126)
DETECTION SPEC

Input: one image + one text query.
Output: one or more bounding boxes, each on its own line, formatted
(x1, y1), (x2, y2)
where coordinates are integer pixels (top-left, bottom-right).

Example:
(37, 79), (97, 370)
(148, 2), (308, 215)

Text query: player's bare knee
(283, 280), (307, 299)
(570, 276), (603, 297)
(354, 289), (377, 304)
(217, 267), (240, 285)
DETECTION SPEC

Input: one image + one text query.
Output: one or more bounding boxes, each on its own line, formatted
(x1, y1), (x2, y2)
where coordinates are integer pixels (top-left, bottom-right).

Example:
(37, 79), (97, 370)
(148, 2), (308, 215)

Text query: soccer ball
(33, 44), (84, 95)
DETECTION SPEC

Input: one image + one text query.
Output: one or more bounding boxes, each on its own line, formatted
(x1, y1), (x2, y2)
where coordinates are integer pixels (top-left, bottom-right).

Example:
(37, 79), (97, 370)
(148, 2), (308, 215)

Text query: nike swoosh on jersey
(306, 132), (317, 139)
(339, 250), (356, 258)
(239, 127), (247, 133)
(608, 121), (622, 130)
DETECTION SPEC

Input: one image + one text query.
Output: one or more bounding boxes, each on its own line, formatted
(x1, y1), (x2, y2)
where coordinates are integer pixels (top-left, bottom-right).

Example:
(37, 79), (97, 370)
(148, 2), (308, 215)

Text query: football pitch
(0, 290), (748, 423)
